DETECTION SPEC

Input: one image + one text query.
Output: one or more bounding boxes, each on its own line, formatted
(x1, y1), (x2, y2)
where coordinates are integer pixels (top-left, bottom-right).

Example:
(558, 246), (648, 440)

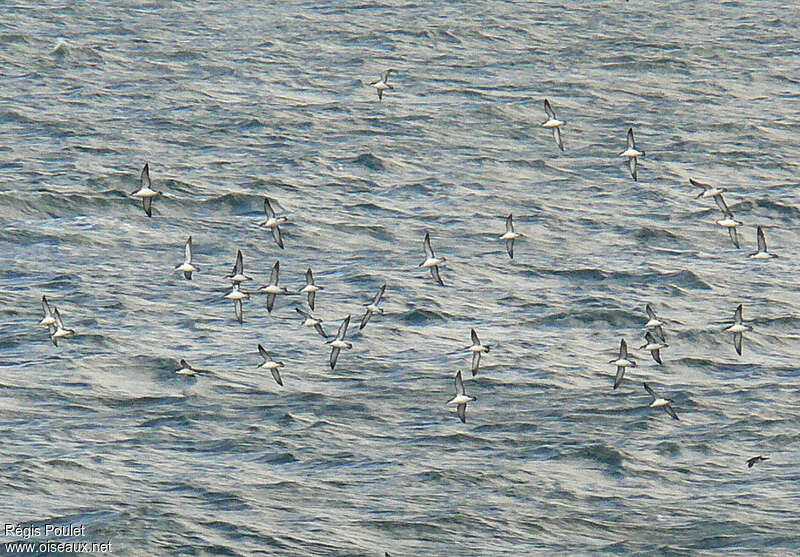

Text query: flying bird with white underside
(690, 178), (726, 199)
(40, 295), (56, 328)
(725, 304), (751, 356)
(639, 331), (668, 365)
(296, 307), (328, 339)
(227, 249), (252, 284)
(50, 307), (76, 346)
(369, 69), (395, 101)
(499, 214), (524, 259)
(174, 236), (199, 280)
(175, 359), (210, 376)
(465, 328), (490, 376)
(644, 304), (667, 342)
(610, 338), (637, 389)
(644, 382), (679, 420)
(327, 315), (353, 370)
(299, 268), (323, 310)
(359, 284), (386, 330)
(748, 226), (777, 259)
(420, 232), (446, 286)
(260, 197), (288, 249)
(447, 370), (476, 423)
(713, 193), (742, 248)
(131, 162), (162, 217)
(258, 344), (285, 386)
(541, 99), (565, 151)
(224, 282), (249, 323)
(258, 260), (290, 313)
(619, 128), (645, 181)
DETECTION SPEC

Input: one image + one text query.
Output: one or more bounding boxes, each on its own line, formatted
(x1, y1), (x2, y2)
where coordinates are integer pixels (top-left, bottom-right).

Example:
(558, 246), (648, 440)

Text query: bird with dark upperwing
(610, 338), (636, 389)
(542, 99), (565, 151)
(131, 162), (162, 217)
(420, 232), (446, 286)
(447, 370), (476, 423)
(619, 128), (645, 180)
(327, 315), (353, 370)
(369, 69), (395, 101)
(258, 261), (290, 313)
(360, 284), (386, 330)
(260, 197), (288, 249)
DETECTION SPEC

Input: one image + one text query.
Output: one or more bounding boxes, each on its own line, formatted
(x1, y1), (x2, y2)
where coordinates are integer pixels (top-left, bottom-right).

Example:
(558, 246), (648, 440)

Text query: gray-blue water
(2, 2), (800, 555)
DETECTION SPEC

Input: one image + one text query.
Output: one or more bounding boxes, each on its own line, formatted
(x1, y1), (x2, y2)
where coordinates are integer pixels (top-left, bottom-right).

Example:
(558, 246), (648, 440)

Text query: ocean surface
(1, 1), (799, 555)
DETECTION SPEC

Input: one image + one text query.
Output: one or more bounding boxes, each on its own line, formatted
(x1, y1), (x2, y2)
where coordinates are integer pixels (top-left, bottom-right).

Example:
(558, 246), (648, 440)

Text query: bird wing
(664, 404), (679, 420)
(553, 127), (564, 151)
(41, 295), (52, 317)
(306, 268), (314, 285)
(734, 331), (743, 355)
(142, 196), (153, 217)
(729, 227), (740, 248)
(423, 232), (435, 259)
(620, 338), (628, 359)
(308, 290), (316, 311)
(644, 382), (657, 399)
(271, 368), (283, 386)
(271, 225), (284, 249)
(689, 178), (711, 191)
(627, 128), (635, 149)
(269, 261), (280, 286)
(373, 284), (386, 305)
(544, 99), (556, 120)
(471, 328), (480, 345)
(471, 352), (480, 375)
(430, 265), (444, 286)
(339, 315), (351, 339)
(613, 366), (625, 389)
(140, 162), (151, 189)
(258, 344), (270, 362)
(185, 236), (193, 263)
(54, 307), (65, 329)
(646, 304), (656, 321)
(714, 193), (733, 217)
(734, 304), (743, 324)
(457, 403), (466, 423)
(628, 156), (638, 181)
(296, 307), (312, 319)
(505, 238), (514, 259)
(330, 347), (341, 369)
(233, 249), (244, 275)
(267, 293), (276, 313)
(264, 197), (276, 219)
(455, 370), (465, 395)
(359, 310), (372, 330)
(505, 214), (514, 234)
(234, 299), (243, 323)
(652, 348), (662, 365)
(757, 226), (767, 252)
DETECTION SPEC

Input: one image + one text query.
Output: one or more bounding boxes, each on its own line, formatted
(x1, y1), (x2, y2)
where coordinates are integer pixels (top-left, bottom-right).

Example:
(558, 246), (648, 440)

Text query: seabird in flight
(610, 338), (637, 389)
(542, 99), (565, 151)
(447, 370), (476, 423)
(420, 232), (446, 286)
(359, 284), (386, 330)
(619, 128), (645, 181)
(131, 162), (162, 217)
